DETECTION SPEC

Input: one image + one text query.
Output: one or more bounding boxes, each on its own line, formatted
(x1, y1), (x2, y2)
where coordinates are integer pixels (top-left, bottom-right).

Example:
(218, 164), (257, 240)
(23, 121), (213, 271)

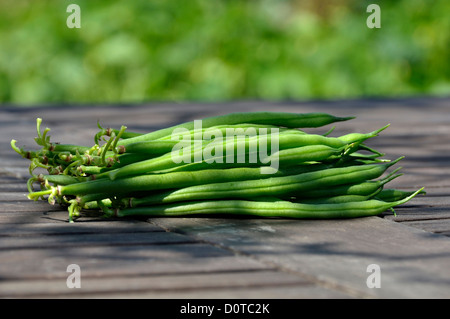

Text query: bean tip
(394, 187), (426, 206)
(371, 123), (391, 136)
(388, 156), (405, 167)
(340, 116), (356, 122)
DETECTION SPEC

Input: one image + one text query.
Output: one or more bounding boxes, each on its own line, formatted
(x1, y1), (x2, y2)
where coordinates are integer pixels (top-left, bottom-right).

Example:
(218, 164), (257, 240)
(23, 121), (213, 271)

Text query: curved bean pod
(145, 159), (401, 203)
(168, 161), (398, 202)
(114, 188), (424, 219)
(375, 188), (427, 202)
(289, 168), (402, 199)
(116, 112), (355, 146)
(103, 131), (361, 180)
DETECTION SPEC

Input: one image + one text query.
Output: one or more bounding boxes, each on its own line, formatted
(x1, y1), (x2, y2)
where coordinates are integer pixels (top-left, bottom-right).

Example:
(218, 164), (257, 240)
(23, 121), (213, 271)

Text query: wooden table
(1, 97), (449, 299)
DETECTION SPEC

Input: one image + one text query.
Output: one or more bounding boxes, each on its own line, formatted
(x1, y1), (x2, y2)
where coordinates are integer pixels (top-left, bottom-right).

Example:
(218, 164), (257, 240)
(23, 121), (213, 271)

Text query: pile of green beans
(10, 111), (424, 222)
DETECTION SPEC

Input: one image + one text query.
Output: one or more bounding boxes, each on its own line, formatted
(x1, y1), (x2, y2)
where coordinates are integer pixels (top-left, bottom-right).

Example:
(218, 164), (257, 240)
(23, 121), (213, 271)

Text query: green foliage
(0, 0), (448, 105)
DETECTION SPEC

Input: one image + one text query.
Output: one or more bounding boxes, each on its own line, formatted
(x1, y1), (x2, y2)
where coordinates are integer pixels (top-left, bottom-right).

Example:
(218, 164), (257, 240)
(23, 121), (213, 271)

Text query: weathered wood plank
(387, 206), (450, 223)
(72, 284), (352, 299)
(0, 167), (30, 179)
(0, 270), (313, 298)
(0, 219), (164, 235)
(0, 244), (271, 281)
(0, 176), (26, 183)
(399, 219), (450, 234)
(0, 230), (196, 250)
(0, 191), (30, 201)
(0, 201), (67, 213)
(149, 216), (450, 298)
(0, 182), (28, 193)
(0, 211), (80, 224)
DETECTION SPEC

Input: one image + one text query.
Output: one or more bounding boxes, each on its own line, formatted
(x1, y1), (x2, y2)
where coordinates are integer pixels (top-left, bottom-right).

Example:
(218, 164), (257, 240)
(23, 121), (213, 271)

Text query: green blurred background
(0, 0), (449, 106)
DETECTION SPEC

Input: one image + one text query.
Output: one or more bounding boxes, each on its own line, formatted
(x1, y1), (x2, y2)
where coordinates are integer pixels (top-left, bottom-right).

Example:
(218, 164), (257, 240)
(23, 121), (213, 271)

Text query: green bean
(83, 198), (113, 210)
(295, 188), (381, 204)
(345, 152), (386, 161)
(113, 188), (424, 219)
(112, 130), (143, 139)
(113, 124), (292, 141)
(288, 167), (402, 199)
(297, 194), (372, 204)
(95, 159), (402, 207)
(36, 174), (82, 186)
(103, 130), (368, 180)
(100, 133), (285, 179)
(77, 165), (105, 175)
(50, 124), (380, 179)
(116, 112), (355, 146)
(358, 144), (384, 157)
(27, 173), (82, 194)
(107, 165), (332, 208)
(338, 124), (390, 144)
(375, 188), (427, 202)
(30, 163), (333, 202)
(160, 159), (401, 203)
(159, 144), (344, 174)
(76, 192), (114, 209)
(123, 140), (209, 155)
(105, 125), (302, 159)
(155, 124), (295, 141)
